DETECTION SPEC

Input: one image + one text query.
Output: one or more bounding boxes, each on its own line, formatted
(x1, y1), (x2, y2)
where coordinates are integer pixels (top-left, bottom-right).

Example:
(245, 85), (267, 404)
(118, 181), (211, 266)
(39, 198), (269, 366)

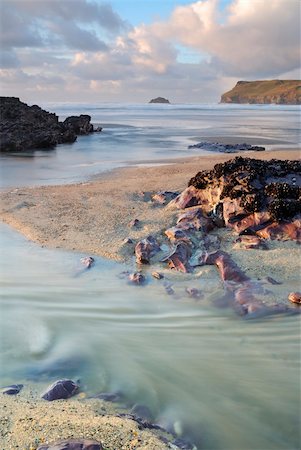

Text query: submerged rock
(80, 256), (95, 268)
(41, 379), (79, 401)
(1, 384), (23, 395)
(188, 141), (265, 153)
(128, 272), (146, 285)
(37, 439), (103, 450)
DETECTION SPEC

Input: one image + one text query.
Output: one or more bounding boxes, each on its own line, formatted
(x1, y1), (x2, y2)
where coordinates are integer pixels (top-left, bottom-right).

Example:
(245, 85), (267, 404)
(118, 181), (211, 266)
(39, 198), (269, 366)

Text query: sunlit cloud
(0, 0), (299, 103)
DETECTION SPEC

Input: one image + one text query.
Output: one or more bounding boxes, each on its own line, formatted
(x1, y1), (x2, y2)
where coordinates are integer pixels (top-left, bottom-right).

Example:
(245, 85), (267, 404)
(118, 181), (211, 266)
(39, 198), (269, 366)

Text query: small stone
(128, 272), (146, 285)
(129, 219), (141, 228)
(152, 271), (164, 279)
(1, 384), (23, 395)
(186, 287), (202, 299)
(288, 292), (301, 304)
(123, 237), (134, 244)
(37, 439), (103, 450)
(80, 257), (95, 268)
(41, 379), (79, 401)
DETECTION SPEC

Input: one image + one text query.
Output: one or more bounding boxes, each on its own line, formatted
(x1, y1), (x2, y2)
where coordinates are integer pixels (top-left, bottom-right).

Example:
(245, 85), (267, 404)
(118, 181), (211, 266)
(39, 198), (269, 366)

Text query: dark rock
(164, 283), (175, 295)
(288, 292), (301, 304)
(37, 439), (103, 450)
(1, 384), (23, 395)
(135, 235), (161, 264)
(63, 115), (93, 135)
(93, 392), (123, 402)
(187, 157), (301, 241)
(41, 379), (79, 401)
(149, 97), (170, 104)
(128, 272), (146, 285)
(264, 276), (282, 285)
(172, 437), (195, 449)
(130, 404), (154, 422)
(0, 97), (96, 153)
(188, 141), (265, 153)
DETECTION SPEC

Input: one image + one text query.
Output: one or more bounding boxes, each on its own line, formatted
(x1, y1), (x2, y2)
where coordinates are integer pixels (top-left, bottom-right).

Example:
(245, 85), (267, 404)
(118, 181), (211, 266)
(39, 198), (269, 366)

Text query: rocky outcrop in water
(188, 142), (265, 153)
(149, 97), (170, 104)
(0, 97), (99, 152)
(221, 80), (301, 104)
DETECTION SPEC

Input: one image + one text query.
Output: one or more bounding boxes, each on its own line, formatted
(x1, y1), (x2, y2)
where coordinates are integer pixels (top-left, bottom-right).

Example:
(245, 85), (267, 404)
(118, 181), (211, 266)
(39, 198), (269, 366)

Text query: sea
(0, 103), (300, 449)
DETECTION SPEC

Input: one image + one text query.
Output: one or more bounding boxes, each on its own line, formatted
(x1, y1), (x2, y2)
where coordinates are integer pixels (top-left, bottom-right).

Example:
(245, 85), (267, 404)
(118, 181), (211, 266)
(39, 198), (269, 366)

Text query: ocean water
(0, 103), (300, 188)
(0, 104), (300, 449)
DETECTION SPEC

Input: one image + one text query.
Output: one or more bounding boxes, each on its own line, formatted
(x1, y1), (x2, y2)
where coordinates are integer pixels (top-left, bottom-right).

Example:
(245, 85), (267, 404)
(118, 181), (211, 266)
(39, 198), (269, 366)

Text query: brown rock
(288, 292), (301, 304)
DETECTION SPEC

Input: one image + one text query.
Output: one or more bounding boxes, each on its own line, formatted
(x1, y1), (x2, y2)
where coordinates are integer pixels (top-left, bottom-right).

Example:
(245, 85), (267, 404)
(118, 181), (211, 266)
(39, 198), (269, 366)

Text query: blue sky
(0, 0), (300, 103)
(108, 0), (231, 25)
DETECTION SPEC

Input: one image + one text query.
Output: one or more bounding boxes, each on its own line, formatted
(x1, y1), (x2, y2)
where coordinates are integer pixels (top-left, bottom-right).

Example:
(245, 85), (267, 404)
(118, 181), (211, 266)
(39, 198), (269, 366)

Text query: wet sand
(0, 386), (171, 449)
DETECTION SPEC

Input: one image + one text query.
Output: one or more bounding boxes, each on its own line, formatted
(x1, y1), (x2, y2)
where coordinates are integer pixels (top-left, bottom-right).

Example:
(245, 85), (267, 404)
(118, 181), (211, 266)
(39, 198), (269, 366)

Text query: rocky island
(149, 97), (170, 104)
(0, 97), (101, 153)
(220, 80), (301, 104)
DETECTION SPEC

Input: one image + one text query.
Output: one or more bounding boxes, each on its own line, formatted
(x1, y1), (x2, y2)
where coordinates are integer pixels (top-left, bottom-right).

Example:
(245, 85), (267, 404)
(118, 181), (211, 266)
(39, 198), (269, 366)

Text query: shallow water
(0, 224), (300, 449)
(0, 103), (300, 188)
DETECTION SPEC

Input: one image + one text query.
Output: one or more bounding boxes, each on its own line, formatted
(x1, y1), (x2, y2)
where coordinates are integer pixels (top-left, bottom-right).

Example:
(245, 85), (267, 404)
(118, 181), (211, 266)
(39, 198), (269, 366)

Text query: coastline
(0, 148), (300, 448)
(0, 149), (300, 263)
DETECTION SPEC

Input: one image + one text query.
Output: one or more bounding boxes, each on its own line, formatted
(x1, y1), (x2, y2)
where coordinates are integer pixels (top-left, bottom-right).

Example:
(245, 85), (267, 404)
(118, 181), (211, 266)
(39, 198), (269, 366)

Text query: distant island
(149, 97), (170, 104)
(220, 80), (301, 105)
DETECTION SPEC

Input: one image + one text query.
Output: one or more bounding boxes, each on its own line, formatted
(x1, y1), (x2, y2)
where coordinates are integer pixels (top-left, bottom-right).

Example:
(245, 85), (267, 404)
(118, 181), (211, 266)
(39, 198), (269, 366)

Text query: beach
(1, 149), (300, 262)
(0, 148), (300, 450)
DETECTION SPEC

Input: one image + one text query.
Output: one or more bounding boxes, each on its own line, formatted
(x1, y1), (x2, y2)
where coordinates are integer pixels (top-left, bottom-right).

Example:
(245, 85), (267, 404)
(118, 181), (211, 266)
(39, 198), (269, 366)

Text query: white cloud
(0, 0), (299, 103)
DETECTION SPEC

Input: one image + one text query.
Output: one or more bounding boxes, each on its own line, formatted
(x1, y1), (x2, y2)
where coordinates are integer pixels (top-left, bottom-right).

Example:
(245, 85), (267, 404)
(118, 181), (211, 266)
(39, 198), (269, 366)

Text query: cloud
(0, 0), (300, 103)
(0, 0), (127, 52)
(132, 0), (301, 78)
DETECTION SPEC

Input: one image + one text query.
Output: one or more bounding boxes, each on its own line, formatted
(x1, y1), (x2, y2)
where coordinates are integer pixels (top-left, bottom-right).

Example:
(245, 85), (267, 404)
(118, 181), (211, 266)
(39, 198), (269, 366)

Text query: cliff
(220, 80), (301, 105)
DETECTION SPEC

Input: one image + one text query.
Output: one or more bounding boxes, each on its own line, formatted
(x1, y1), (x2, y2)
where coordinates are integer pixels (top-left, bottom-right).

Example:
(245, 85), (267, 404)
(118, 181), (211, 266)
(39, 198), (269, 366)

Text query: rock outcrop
(221, 80), (301, 105)
(188, 141), (265, 153)
(149, 97), (170, 104)
(0, 97), (99, 152)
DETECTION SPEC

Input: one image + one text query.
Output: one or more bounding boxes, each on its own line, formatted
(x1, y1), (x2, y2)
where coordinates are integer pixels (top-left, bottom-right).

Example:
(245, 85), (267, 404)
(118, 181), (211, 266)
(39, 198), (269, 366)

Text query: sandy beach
(0, 148), (300, 449)
(1, 149), (300, 262)
(0, 385), (172, 449)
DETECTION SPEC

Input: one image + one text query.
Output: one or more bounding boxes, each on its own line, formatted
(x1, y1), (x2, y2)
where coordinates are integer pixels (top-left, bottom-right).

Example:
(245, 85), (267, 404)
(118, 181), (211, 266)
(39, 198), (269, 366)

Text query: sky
(0, 0), (300, 104)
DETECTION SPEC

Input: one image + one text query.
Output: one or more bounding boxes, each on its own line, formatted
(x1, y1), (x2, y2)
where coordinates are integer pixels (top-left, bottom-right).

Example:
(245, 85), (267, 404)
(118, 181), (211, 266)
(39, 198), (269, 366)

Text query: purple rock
(37, 439), (103, 450)
(41, 379), (79, 401)
(1, 384), (23, 395)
